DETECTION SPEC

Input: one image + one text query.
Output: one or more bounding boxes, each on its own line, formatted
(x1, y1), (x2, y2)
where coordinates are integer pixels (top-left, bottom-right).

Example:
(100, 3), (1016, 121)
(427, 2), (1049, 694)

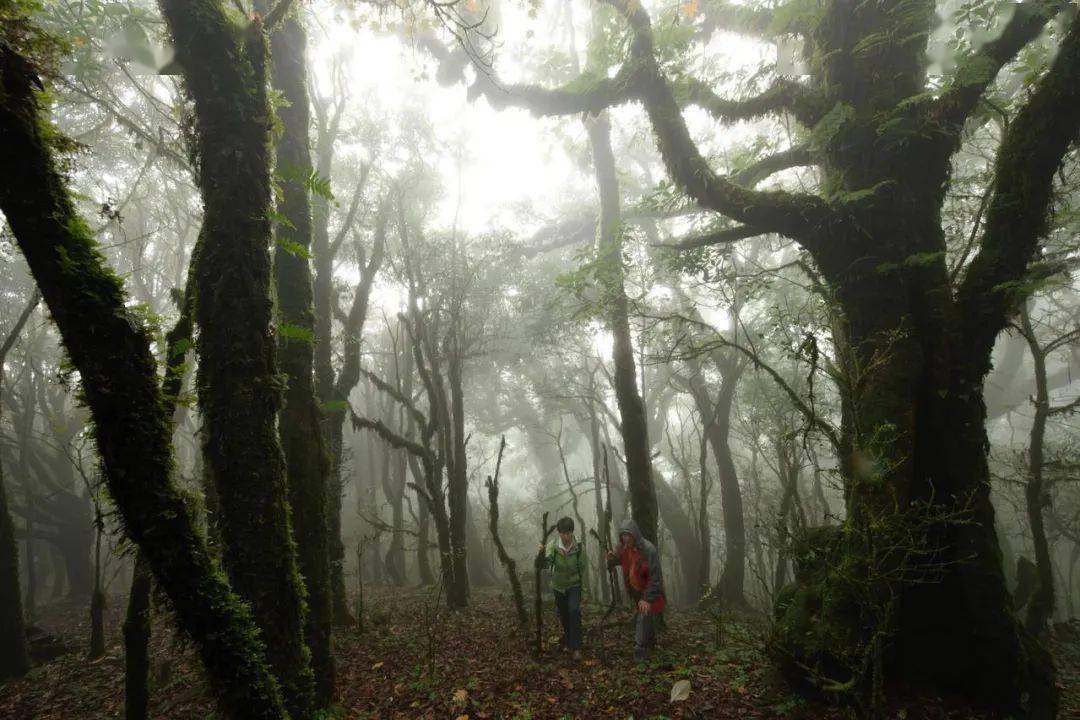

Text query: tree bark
(0, 33), (288, 719)
(0, 293), (36, 681)
(586, 112), (658, 545)
(156, 3), (315, 714)
(1018, 304), (1054, 636)
(267, 4), (336, 703)
(123, 551), (152, 720)
(686, 359), (748, 607)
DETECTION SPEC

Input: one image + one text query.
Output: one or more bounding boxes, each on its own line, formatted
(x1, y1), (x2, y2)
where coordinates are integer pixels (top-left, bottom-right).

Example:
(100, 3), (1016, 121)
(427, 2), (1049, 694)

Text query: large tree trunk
(766, 5), (1080, 715)
(267, 5), (336, 704)
(0, 34), (287, 719)
(157, 4), (315, 715)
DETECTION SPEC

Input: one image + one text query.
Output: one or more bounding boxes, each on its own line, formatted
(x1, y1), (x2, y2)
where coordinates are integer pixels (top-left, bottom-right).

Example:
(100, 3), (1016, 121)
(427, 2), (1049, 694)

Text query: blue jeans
(554, 586), (582, 650)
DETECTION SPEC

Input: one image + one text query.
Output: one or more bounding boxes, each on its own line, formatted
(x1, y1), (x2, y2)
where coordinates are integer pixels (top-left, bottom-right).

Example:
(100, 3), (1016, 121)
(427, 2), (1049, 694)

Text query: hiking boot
(572, 650), (582, 662)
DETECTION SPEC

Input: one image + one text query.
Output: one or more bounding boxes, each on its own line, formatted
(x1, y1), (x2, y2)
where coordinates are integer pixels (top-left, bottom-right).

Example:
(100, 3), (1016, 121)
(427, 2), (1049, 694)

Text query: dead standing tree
(534, 512), (557, 656)
(484, 436), (529, 628)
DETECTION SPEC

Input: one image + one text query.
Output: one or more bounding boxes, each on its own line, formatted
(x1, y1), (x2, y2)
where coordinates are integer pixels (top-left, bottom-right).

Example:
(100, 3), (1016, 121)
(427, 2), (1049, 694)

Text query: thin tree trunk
(123, 551), (152, 720)
(88, 506), (106, 659)
(485, 438), (527, 626)
(1019, 304), (1054, 636)
(586, 112), (658, 545)
(0, 295), (34, 681)
(697, 427), (712, 596)
(687, 365), (748, 607)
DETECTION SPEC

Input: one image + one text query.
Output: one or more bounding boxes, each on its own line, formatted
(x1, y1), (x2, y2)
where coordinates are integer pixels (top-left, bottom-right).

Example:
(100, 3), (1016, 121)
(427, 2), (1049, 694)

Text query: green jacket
(545, 538), (590, 599)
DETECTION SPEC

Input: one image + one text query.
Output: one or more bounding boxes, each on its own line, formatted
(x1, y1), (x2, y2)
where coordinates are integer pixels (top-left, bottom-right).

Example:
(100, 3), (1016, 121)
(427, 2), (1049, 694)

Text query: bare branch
(329, 164), (370, 260)
(349, 406), (427, 458)
(660, 224), (767, 250)
(360, 367), (428, 430)
(0, 291), (40, 366)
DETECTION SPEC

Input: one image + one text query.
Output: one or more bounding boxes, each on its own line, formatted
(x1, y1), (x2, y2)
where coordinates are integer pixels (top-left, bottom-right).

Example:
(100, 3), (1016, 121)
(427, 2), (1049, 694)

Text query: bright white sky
(308, 0), (774, 238)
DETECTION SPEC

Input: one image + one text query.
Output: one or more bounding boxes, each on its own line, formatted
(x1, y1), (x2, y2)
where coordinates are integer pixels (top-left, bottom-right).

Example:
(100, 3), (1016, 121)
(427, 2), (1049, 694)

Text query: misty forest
(2, 0), (1080, 718)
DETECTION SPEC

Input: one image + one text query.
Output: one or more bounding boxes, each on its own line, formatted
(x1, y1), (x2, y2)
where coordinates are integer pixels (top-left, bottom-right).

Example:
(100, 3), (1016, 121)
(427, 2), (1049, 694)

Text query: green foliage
(766, 0), (825, 36)
(276, 237), (311, 260)
(267, 208), (296, 231)
(807, 102), (854, 153)
(553, 230), (635, 323)
(277, 322), (315, 344)
(319, 400), (349, 414)
(171, 336), (193, 358)
(277, 164), (335, 203)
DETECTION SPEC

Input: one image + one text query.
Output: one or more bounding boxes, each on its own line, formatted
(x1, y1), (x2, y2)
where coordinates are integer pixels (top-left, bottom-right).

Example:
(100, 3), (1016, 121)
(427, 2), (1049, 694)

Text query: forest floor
(1, 586), (1078, 719)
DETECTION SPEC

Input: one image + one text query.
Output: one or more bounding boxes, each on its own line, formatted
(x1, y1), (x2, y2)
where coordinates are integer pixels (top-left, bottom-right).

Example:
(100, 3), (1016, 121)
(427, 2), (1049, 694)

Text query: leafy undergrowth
(1, 588), (1078, 719)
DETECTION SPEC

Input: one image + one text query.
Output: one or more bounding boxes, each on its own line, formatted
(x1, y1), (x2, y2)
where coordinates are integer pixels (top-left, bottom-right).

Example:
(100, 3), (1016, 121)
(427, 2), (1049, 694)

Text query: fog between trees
(1, 0), (1080, 718)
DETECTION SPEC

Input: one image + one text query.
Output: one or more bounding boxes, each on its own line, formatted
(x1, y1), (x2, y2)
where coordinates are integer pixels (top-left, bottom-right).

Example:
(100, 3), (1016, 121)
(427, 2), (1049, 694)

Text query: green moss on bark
(0, 27), (287, 720)
(156, 3), (316, 715)
(268, 7), (336, 706)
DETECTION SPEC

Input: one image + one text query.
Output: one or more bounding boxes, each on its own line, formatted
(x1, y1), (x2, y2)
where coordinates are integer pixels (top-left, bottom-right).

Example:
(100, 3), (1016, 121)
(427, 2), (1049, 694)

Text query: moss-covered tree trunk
(0, 29), (287, 720)
(309, 78), (354, 627)
(266, 5), (336, 704)
(156, 3), (315, 715)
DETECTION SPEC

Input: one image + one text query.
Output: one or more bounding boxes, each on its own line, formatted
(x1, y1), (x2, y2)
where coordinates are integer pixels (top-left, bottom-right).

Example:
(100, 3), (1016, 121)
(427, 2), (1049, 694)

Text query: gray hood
(615, 517), (664, 602)
(617, 518), (646, 547)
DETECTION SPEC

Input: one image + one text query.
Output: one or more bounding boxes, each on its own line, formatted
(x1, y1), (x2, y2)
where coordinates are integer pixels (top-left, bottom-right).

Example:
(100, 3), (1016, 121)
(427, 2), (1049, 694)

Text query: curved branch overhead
(956, 10), (1080, 369)
(931, 0), (1070, 136)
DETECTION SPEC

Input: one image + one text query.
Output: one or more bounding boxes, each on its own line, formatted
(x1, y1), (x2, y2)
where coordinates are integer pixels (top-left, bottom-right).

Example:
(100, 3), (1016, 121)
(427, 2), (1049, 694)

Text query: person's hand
(637, 599), (651, 615)
(538, 543), (546, 554)
(605, 550), (616, 561)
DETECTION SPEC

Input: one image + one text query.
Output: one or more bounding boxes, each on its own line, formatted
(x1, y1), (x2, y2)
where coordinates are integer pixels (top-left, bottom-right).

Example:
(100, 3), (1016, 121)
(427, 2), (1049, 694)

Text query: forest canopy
(1, 0), (1079, 718)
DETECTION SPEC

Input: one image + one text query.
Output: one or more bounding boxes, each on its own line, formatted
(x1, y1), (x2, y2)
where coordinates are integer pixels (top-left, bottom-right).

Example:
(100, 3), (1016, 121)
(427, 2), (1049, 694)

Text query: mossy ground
(2, 588), (1076, 719)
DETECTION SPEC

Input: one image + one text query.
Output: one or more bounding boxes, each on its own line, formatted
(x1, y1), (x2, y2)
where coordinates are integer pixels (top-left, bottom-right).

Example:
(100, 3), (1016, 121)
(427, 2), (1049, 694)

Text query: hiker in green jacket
(543, 516), (590, 660)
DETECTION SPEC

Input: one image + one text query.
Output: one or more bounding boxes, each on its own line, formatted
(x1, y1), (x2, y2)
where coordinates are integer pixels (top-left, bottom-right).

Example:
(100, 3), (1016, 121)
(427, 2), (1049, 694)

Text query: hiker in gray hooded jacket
(606, 518), (666, 661)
